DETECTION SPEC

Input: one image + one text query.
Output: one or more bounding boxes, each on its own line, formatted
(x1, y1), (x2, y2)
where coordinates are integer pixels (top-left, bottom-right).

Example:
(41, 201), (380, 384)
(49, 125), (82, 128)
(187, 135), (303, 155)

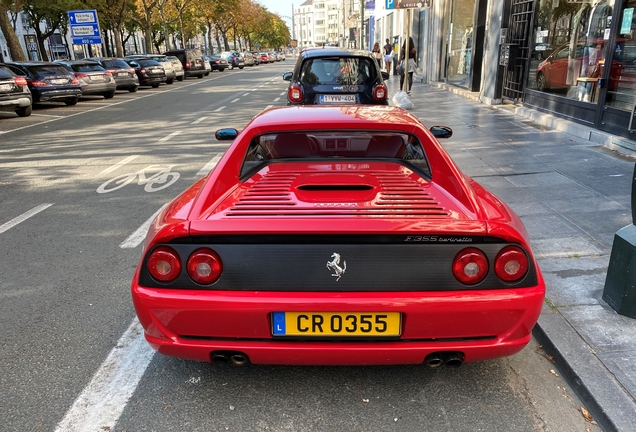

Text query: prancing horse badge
(326, 252), (346, 281)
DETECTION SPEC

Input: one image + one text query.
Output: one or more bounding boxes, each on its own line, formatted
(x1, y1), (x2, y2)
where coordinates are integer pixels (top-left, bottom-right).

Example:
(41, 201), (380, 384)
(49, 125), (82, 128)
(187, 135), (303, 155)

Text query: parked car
(250, 51), (261, 65)
(88, 57), (139, 93)
(163, 48), (206, 78)
(131, 105), (545, 366)
(205, 55), (227, 72)
(3, 61), (82, 106)
(242, 52), (255, 66)
(125, 54), (176, 84)
(123, 58), (166, 88)
(203, 57), (211, 76)
(220, 51), (245, 70)
(166, 55), (185, 81)
(267, 52), (277, 63)
(260, 52), (271, 64)
(54, 59), (117, 99)
(0, 63), (32, 117)
(283, 47), (390, 105)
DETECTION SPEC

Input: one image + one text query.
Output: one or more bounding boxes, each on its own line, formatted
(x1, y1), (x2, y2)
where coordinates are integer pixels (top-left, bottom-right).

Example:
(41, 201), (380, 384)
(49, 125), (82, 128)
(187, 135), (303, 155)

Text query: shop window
(528, 0), (614, 103)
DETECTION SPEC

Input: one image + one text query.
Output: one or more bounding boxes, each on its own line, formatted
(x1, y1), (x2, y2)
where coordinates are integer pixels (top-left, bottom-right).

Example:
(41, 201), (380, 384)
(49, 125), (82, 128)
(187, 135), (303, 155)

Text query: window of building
(527, 0), (615, 103)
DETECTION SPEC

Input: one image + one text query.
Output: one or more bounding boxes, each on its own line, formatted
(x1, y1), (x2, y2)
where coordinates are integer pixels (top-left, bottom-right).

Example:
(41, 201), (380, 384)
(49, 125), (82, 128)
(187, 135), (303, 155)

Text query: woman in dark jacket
(399, 36), (416, 94)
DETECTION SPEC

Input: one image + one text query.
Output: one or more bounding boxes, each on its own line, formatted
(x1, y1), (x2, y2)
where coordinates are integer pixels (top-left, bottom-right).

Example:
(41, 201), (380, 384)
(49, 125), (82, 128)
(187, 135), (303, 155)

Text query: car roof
(5, 61), (63, 66)
(247, 106), (421, 132)
(301, 47), (374, 59)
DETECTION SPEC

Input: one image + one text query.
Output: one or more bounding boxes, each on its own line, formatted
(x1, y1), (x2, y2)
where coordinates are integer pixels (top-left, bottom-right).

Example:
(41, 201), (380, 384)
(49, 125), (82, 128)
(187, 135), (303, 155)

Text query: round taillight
(139, 68), (146, 74)
(147, 246), (181, 282)
(13, 76), (27, 86)
(452, 247), (489, 285)
(373, 84), (387, 101)
(494, 246), (529, 282)
(187, 248), (223, 285)
(288, 84), (303, 103)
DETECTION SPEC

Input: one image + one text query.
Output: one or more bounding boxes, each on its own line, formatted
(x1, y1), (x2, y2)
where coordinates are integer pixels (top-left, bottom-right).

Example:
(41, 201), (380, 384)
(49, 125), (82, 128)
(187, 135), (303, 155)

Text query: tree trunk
(0, 4), (26, 61)
(34, 27), (49, 61)
(114, 25), (124, 57)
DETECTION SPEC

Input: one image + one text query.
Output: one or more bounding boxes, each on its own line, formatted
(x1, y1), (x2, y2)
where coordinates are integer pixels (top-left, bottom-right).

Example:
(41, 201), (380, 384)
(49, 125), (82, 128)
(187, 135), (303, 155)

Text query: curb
(533, 312), (636, 432)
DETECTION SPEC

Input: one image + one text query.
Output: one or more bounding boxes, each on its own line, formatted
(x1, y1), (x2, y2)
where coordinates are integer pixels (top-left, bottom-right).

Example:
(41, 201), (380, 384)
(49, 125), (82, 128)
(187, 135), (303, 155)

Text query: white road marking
(54, 318), (155, 432)
(32, 113), (64, 118)
(266, 105), (273, 108)
(231, 98), (240, 103)
(159, 131), (181, 142)
(120, 205), (167, 248)
(214, 106), (226, 112)
(280, 92), (286, 96)
(0, 203), (53, 235)
(274, 97), (281, 102)
(251, 88), (258, 91)
(196, 154), (222, 176)
(99, 155), (140, 175)
(460, 146), (493, 150)
(192, 116), (208, 124)
(243, 93), (250, 97)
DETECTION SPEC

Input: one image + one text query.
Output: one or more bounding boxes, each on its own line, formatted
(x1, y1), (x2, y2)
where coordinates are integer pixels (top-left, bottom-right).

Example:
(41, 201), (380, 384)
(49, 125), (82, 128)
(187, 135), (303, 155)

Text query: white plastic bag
(392, 91), (413, 110)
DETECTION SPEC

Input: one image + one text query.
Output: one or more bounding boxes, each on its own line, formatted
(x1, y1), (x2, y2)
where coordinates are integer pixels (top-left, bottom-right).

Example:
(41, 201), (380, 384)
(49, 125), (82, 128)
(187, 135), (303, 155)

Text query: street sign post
(68, 10), (102, 45)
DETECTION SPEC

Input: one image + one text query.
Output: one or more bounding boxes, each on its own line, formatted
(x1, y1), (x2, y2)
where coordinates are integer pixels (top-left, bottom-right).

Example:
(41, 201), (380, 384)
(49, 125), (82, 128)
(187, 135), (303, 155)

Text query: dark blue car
(220, 51), (245, 70)
(3, 61), (82, 106)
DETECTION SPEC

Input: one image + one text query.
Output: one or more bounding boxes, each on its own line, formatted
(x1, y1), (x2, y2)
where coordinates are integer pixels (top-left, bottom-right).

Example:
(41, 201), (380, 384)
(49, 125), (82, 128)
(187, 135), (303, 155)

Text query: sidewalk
(386, 77), (636, 431)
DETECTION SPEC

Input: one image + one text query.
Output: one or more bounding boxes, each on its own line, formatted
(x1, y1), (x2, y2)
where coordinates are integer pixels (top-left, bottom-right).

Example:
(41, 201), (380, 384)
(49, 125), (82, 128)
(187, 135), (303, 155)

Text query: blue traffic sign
(68, 9), (102, 45)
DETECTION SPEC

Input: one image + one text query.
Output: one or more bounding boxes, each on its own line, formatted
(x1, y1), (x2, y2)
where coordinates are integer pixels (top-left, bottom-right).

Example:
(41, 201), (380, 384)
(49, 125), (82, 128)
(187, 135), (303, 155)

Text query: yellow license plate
(272, 312), (401, 336)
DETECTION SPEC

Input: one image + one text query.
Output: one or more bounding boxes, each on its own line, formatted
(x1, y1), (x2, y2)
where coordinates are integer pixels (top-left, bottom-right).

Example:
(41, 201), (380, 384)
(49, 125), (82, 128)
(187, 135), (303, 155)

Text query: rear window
(241, 132), (429, 178)
(102, 59), (129, 68)
(0, 65), (16, 78)
(300, 57), (377, 85)
(69, 63), (105, 72)
(27, 65), (71, 76)
(138, 59), (161, 67)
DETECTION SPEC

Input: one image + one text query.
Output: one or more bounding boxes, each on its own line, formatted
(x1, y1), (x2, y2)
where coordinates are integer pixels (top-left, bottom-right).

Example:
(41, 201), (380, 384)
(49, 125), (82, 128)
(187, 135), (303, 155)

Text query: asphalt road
(0, 61), (601, 432)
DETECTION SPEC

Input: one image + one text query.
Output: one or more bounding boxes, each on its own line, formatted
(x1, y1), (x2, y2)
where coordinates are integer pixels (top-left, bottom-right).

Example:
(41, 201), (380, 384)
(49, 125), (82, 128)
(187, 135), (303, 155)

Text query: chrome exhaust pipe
(229, 353), (249, 366)
(424, 352), (445, 368)
(443, 352), (464, 368)
(212, 353), (230, 365)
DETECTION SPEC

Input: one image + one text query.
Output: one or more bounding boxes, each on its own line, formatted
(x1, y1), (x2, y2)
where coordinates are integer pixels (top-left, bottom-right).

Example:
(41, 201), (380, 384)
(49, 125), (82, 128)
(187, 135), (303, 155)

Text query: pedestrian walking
(383, 39), (393, 74)
(372, 42), (383, 69)
(399, 36), (416, 94)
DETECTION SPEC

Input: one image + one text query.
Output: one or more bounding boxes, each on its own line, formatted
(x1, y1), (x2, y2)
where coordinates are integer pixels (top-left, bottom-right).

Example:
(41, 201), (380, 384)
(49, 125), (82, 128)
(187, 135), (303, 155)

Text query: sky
(258, 0), (296, 24)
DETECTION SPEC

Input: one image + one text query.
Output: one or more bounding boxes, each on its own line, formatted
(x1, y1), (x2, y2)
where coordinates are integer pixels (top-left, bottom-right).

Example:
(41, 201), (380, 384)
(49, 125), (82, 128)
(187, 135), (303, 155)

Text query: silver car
(125, 54), (176, 84)
(166, 55), (185, 81)
(54, 59), (117, 99)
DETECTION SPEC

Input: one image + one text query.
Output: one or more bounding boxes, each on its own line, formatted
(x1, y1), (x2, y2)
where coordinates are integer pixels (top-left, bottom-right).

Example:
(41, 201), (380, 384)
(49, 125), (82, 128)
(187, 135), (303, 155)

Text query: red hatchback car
(131, 106), (545, 367)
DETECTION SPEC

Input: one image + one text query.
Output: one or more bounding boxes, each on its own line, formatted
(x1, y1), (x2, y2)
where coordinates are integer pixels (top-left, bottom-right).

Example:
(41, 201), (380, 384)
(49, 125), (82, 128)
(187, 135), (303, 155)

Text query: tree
(86, 0), (129, 57)
(22, 0), (83, 61)
(0, 0), (26, 60)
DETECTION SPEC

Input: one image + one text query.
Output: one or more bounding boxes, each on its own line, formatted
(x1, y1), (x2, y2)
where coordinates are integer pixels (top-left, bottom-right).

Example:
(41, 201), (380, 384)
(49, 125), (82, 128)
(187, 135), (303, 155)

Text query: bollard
(602, 163), (636, 318)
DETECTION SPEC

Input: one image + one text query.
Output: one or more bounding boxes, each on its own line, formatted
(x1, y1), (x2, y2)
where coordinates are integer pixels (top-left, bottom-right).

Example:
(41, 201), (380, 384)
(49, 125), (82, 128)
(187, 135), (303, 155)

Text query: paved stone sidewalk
(386, 78), (636, 431)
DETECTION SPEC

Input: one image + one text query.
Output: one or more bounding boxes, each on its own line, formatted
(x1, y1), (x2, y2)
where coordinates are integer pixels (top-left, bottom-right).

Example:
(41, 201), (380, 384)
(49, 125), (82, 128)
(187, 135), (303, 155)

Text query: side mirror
(430, 126), (453, 139)
(381, 71), (390, 81)
(282, 71), (293, 81)
(215, 128), (239, 141)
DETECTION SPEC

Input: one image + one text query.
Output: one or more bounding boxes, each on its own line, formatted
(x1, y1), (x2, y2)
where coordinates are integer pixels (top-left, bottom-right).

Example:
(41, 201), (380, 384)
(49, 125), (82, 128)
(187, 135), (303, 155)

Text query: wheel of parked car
(166, 78), (174, 84)
(65, 98), (78, 106)
(536, 72), (548, 92)
(205, 72), (209, 76)
(239, 66), (244, 69)
(177, 76), (184, 81)
(15, 105), (32, 117)
(152, 83), (160, 88)
(228, 63), (234, 70)
(128, 86), (138, 93)
(197, 74), (203, 79)
(104, 92), (115, 99)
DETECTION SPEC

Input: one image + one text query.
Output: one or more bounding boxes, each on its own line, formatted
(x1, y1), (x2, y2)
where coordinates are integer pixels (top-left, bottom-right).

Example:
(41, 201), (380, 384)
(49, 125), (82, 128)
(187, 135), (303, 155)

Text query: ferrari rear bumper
(132, 285), (545, 365)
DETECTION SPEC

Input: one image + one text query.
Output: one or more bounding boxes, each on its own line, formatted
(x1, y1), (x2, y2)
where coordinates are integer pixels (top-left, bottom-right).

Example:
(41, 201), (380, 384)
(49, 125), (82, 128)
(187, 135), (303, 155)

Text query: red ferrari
(131, 105), (545, 367)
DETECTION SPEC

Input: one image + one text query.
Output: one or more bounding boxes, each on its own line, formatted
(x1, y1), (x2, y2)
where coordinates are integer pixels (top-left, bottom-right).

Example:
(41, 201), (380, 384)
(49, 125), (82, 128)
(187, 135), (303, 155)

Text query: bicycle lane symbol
(96, 165), (180, 194)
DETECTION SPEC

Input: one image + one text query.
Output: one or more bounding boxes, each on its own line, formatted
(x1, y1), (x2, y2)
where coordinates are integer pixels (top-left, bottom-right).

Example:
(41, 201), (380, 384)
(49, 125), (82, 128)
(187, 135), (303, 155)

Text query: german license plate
(51, 79), (67, 85)
(320, 94), (358, 104)
(90, 75), (103, 81)
(118, 72), (127, 76)
(272, 312), (401, 336)
(0, 83), (11, 91)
